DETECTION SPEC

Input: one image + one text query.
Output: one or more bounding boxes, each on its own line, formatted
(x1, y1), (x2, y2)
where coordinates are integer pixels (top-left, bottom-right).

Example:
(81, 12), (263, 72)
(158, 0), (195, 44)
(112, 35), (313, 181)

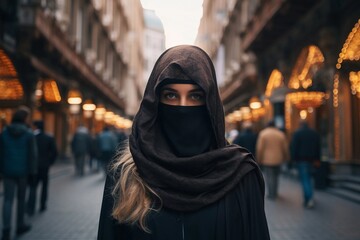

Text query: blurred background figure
(233, 121), (257, 157)
(71, 125), (91, 176)
(115, 128), (128, 149)
(97, 126), (118, 175)
(89, 133), (101, 172)
(225, 128), (239, 144)
(256, 120), (289, 200)
(290, 120), (321, 209)
(27, 120), (57, 216)
(0, 107), (37, 240)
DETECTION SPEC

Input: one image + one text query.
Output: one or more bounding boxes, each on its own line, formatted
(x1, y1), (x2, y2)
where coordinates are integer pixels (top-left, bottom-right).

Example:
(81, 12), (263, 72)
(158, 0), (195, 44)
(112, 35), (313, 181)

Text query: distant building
(143, 9), (165, 91)
(0, 0), (144, 157)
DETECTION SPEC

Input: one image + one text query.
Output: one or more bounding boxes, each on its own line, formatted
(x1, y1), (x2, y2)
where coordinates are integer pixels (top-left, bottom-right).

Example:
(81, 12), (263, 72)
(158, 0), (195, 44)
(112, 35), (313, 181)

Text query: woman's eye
(164, 93), (177, 100)
(190, 93), (204, 101)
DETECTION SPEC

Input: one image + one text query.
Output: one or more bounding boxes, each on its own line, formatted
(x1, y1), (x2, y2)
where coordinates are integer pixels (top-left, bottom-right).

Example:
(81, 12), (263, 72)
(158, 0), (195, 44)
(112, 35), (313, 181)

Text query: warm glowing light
(349, 71), (360, 98)
(333, 74), (339, 107)
(44, 80), (61, 102)
(0, 79), (24, 100)
(67, 89), (82, 104)
(240, 107), (251, 120)
(69, 104), (81, 114)
(337, 19), (360, 69)
(0, 49), (23, 100)
(265, 69), (283, 97)
(82, 99), (96, 111)
(286, 91), (325, 109)
(251, 107), (265, 121)
(300, 110), (307, 119)
(249, 96), (262, 109)
(288, 45), (324, 90)
(0, 49), (17, 77)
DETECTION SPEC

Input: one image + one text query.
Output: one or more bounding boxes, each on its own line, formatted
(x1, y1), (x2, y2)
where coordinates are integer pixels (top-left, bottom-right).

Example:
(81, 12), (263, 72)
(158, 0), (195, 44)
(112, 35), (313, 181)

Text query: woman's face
(159, 84), (205, 106)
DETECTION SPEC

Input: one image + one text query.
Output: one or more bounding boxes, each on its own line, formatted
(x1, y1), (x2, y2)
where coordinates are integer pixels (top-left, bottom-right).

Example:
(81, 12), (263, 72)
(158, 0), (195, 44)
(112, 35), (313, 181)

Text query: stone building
(143, 9), (165, 90)
(0, 0), (144, 157)
(196, 0), (360, 174)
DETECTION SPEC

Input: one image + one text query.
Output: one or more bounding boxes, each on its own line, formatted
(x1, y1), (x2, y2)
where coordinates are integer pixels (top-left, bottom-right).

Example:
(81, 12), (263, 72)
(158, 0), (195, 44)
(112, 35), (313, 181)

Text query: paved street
(1, 162), (360, 240)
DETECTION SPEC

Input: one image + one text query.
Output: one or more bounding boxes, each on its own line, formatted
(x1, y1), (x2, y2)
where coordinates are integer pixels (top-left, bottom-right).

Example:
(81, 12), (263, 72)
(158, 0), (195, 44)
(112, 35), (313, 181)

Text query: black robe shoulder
(97, 169), (270, 240)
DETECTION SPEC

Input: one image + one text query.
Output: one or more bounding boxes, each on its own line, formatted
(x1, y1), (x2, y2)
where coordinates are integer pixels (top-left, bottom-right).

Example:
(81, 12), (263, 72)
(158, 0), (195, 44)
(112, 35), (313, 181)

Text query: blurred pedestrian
(256, 120), (289, 200)
(71, 125), (91, 176)
(0, 107), (38, 240)
(27, 120), (57, 216)
(290, 120), (321, 208)
(89, 133), (100, 172)
(233, 121), (257, 157)
(97, 126), (117, 175)
(98, 45), (270, 239)
(115, 128), (128, 148)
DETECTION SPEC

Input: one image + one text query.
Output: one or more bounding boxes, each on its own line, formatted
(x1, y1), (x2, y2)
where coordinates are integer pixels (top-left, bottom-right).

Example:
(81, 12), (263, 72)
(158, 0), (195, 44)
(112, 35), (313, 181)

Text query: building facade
(143, 9), (165, 90)
(196, 0), (360, 170)
(0, 0), (144, 157)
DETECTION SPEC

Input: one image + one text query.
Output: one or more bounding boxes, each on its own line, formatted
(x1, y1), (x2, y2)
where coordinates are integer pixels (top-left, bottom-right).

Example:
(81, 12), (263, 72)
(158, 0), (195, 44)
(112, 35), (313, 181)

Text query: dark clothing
(290, 124), (321, 205)
(0, 124), (38, 177)
(71, 128), (91, 176)
(233, 129), (257, 157)
(2, 177), (27, 229)
(290, 124), (321, 162)
(97, 130), (117, 173)
(129, 45), (258, 211)
(98, 169), (270, 240)
(35, 131), (57, 172)
(27, 130), (57, 214)
(99, 45), (270, 239)
(0, 123), (37, 232)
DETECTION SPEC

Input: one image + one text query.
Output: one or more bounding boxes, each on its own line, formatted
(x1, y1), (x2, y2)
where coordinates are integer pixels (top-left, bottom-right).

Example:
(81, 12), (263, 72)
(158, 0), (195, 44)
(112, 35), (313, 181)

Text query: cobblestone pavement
(1, 162), (105, 240)
(266, 175), (360, 240)
(1, 163), (360, 240)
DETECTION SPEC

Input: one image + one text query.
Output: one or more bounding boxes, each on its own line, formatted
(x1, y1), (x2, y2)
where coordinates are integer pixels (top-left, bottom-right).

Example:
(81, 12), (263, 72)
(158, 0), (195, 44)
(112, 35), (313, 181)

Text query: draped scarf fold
(129, 45), (257, 211)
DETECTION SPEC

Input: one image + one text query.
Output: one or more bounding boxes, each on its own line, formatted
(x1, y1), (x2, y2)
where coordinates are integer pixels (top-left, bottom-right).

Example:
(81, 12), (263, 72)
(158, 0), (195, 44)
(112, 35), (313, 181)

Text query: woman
(98, 45), (270, 240)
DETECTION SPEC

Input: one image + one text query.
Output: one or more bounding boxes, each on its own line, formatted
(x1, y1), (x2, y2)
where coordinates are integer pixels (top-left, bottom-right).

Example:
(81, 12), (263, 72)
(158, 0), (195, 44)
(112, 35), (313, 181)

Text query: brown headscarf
(129, 45), (257, 211)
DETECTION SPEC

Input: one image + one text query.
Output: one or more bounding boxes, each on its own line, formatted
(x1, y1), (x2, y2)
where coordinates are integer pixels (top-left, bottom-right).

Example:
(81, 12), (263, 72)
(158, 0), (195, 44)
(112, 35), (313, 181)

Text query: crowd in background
(228, 119), (321, 209)
(0, 106), (128, 240)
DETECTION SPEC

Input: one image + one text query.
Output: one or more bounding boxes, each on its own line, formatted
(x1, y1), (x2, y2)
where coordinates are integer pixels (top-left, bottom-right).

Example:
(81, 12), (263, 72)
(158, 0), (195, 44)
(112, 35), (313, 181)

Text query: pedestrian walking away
(97, 126), (118, 175)
(233, 120), (257, 157)
(290, 120), (321, 209)
(27, 120), (57, 216)
(97, 45), (270, 240)
(256, 120), (289, 200)
(0, 107), (38, 240)
(71, 125), (91, 176)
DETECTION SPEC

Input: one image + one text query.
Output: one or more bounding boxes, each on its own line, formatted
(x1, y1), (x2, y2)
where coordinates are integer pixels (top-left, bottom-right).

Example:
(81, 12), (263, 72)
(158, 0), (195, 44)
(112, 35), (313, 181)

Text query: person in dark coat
(233, 121), (258, 157)
(97, 45), (270, 240)
(27, 120), (57, 215)
(97, 126), (118, 175)
(71, 125), (91, 176)
(290, 120), (321, 208)
(0, 107), (38, 240)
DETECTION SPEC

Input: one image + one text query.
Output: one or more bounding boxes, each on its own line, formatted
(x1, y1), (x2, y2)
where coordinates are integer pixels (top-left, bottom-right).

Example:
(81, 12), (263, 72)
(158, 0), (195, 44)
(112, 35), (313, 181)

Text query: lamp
(82, 99), (96, 111)
(67, 89), (82, 105)
(286, 91), (325, 109)
(249, 96), (262, 109)
(349, 71), (360, 98)
(95, 104), (106, 121)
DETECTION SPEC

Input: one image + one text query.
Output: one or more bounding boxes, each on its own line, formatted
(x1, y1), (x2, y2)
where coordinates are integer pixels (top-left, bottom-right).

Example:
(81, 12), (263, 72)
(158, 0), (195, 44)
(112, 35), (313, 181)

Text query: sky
(140, 0), (203, 49)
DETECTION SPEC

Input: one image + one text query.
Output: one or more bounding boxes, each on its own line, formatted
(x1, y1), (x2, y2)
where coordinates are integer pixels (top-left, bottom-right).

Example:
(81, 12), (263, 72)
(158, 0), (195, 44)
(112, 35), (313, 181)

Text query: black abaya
(97, 168), (270, 240)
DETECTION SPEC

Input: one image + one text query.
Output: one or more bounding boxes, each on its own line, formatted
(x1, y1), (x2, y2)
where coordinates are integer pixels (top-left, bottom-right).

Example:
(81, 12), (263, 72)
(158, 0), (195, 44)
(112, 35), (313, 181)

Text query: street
(1, 162), (359, 240)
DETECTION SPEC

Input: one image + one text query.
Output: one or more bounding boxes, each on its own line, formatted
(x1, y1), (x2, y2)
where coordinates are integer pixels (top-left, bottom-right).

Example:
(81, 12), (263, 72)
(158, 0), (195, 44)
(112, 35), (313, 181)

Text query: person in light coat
(256, 120), (289, 199)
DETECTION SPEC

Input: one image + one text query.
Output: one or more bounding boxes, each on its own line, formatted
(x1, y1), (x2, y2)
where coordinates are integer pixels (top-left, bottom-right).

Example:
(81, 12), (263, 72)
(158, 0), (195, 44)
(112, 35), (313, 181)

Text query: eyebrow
(160, 87), (203, 93)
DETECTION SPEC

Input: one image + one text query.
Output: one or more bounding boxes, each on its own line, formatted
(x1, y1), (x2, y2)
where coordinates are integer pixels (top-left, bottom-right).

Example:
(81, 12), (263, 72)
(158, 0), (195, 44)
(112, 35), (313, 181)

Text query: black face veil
(129, 45), (257, 211)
